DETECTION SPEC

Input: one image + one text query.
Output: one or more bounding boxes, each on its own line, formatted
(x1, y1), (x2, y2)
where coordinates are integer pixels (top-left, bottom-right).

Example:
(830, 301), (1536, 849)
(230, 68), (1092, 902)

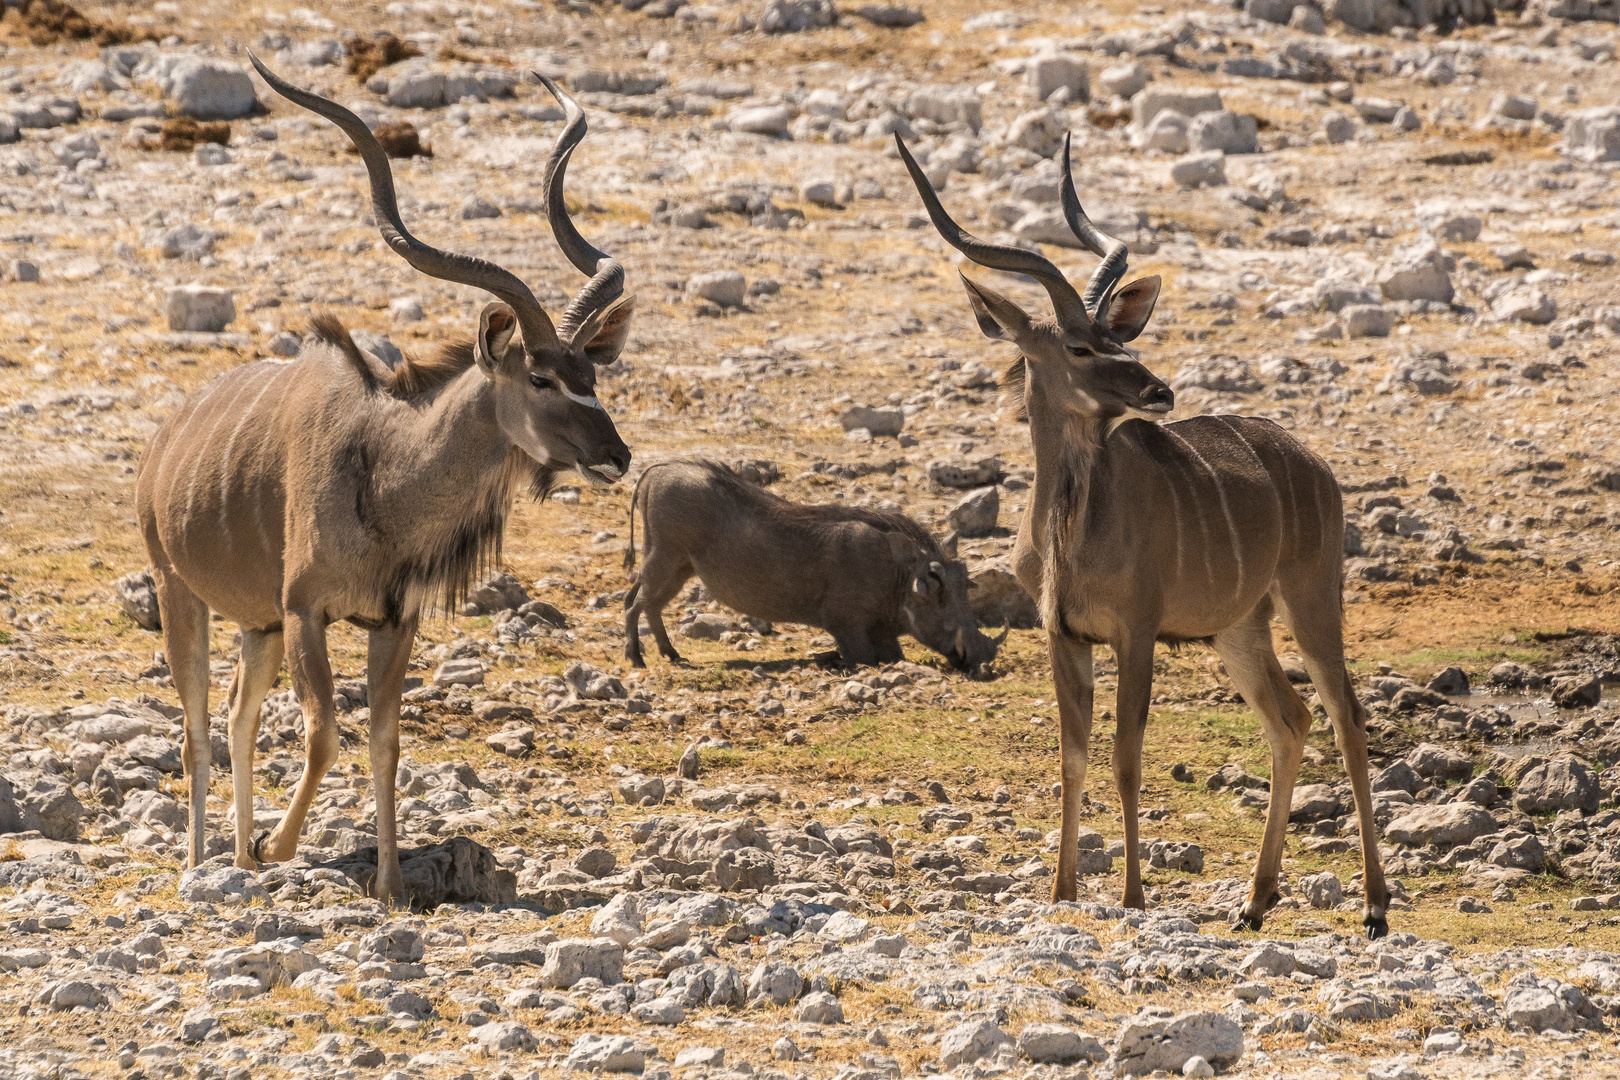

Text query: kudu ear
(570, 294), (637, 367)
(941, 531), (959, 560)
(1100, 275), (1161, 343)
(959, 273), (1031, 342)
(476, 302), (520, 375)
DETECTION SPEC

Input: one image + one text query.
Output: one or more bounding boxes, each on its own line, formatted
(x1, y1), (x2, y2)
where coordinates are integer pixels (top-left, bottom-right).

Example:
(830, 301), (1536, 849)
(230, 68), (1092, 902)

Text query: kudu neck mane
(1023, 374), (1123, 633)
(312, 316), (482, 399)
(314, 317), (555, 620)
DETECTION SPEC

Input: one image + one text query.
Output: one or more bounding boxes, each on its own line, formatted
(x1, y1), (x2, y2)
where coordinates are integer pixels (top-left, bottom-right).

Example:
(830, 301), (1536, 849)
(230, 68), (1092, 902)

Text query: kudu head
(900, 532), (1007, 674)
(896, 133), (1173, 433)
(250, 56), (633, 486)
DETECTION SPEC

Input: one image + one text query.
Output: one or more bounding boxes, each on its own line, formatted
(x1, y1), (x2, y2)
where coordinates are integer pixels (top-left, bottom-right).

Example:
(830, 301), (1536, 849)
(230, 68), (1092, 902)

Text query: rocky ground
(4, 0), (1620, 1077)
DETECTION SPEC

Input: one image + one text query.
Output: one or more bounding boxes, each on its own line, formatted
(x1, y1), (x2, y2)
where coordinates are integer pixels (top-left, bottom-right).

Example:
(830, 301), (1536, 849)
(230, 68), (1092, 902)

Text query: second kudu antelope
(134, 56), (635, 904)
(897, 134), (1390, 938)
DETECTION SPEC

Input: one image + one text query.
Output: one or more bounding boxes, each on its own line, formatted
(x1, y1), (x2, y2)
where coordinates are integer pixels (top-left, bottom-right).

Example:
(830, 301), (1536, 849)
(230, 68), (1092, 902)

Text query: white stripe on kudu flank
(1152, 455), (1186, 581)
(1277, 446), (1299, 552)
(219, 365), (284, 552)
(1217, 415), (1284, 519)
(1165, 427), (1244, 597)
(186, 371), (258, 515)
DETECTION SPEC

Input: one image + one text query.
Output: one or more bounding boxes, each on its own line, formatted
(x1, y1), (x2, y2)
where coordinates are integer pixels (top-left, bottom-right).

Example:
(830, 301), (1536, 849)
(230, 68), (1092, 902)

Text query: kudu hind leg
(1048, 635), (1094, 903)
(229, 629), (283, 870)
(1213, 611), (1311, 933)
(1283, 595), (1391, 939)
(155, 571), (211, 869)
(259, 611), (339, 863)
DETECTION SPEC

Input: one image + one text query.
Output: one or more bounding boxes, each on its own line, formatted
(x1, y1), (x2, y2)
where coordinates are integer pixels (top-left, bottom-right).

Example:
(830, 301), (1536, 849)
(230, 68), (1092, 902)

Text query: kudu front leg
(1048, 635), (1094, 903)
(258, 611), (339, 864)
(229, 629), (283, 871)
(1112, 635), (1157, 911)
(367, 618), (417, 906)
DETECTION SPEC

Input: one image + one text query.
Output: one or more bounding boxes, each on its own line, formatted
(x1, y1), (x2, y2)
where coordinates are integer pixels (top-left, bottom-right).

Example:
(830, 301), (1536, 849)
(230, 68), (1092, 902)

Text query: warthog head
(902, 539), (1006, 674)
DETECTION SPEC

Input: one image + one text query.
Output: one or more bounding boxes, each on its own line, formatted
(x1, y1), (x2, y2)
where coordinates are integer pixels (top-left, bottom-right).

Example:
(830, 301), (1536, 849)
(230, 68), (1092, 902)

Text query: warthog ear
(571, 294), (637, 367)
(1101, 275), (1161, 343)
(959, 272), (1031, 342)
(476, 302), (520, 375)
(912, 560), (946, 598)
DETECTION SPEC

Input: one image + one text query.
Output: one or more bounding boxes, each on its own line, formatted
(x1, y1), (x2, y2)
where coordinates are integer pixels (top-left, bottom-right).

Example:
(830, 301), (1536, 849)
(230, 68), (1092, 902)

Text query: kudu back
(897, 132), (1391, 939)
(135, 57), (636, 905)
(621, 461), (1003, 672)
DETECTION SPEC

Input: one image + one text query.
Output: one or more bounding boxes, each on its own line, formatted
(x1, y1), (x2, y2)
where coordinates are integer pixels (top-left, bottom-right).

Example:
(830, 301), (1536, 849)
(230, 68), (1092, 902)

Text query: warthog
(622, 461), (1004, 672)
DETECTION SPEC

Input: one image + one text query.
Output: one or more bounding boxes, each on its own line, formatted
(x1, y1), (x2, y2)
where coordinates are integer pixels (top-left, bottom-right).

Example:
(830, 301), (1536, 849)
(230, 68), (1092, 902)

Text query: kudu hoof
(1364, 908), (1389, 940)
(1233, 911), (1264, 933)
(251, 830), (273, 862)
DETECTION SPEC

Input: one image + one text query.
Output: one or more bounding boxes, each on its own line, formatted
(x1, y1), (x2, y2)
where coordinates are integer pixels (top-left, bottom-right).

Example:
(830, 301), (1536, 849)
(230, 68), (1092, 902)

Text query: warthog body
(622, 461), (1002, 671)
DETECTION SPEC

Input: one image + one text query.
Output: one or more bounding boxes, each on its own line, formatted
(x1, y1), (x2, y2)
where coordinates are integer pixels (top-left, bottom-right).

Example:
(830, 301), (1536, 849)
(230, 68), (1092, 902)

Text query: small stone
(565, 1033), (643, 1072)
(1322, 111), (1355, 143)
(839, 405), (903, 438)
(1018, 1023), (1101, 1064)
(166, 58), (257, 120)
(1341, 304), (1392, 338)
(1552, 675), (1601, 708)
(947, 486), (999, 538)
(165, 284), (236, 332)
(1027, 53), (1089, 104)
(1426, 666), (1469, 695)
(796, 990), (844, 1024)
(940, 1019), (1010, 1068)
(434, 658), (485, 687)
(476, 1020), (536, 1053)
(458, 195), (501, 220)
(1099, 61), (1150, 100)
(730, 104), (797, 136)
(389, 296), (425, 323)
(687, 270), (747, 307)
(1170, 151), (1225, 188)
(800, 180), (840, 208)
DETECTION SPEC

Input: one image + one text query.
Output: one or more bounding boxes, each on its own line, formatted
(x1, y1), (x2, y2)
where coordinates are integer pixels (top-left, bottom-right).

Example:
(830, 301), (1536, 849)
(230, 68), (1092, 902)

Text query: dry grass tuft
(159, 118), (231, 153)
(366, 121), (432, 160)
(1, 0), (155, 46)
(347, 33), (422, 84)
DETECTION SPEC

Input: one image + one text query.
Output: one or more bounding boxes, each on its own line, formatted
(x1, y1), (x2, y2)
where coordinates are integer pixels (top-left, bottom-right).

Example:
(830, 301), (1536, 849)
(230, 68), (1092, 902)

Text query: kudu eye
(529, 372), (557, 391)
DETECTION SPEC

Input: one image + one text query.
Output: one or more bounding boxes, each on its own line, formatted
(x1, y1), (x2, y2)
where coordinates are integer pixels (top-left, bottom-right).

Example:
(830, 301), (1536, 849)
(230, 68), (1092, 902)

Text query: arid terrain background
(3, 0), (1620, 1077)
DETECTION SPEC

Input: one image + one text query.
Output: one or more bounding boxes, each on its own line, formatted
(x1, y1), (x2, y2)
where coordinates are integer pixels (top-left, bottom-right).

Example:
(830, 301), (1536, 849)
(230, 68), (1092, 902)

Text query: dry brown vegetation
(0, 0), (153, 47)
(157, 117), (231, 152)
(345, 31), (422, 84)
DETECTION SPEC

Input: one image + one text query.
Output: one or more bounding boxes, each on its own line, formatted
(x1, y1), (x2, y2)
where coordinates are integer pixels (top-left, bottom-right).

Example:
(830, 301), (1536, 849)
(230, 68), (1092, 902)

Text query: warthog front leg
(828, 624), (878, 669)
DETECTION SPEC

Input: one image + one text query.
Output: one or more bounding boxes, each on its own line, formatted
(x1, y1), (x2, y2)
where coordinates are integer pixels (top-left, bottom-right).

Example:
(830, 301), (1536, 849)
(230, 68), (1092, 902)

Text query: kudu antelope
(897, 134), (1390, 938)
(134, 56), (635, 904)
(621, 460), (1004, 672)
